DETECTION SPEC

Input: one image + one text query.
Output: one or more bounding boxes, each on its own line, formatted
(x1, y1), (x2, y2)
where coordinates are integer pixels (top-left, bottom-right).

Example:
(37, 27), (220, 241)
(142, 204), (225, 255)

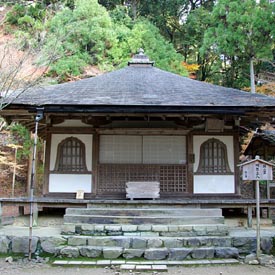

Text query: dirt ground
(1, 258), (275, 275)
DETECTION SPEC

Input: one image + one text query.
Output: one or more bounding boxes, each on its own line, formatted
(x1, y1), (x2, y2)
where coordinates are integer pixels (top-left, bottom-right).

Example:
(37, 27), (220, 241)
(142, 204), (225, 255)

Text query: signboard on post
(241, 159), (273, 181)
(239, 155), (274, 260)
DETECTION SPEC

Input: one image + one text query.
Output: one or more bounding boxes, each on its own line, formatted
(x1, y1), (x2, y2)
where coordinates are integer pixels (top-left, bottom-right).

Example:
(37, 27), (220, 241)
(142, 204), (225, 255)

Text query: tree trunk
(250, 58), (256, 94)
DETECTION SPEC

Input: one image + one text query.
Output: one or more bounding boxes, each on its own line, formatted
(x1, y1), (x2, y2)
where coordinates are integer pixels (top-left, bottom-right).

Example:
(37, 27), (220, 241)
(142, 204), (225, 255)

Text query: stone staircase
(58, 203), (239, 261)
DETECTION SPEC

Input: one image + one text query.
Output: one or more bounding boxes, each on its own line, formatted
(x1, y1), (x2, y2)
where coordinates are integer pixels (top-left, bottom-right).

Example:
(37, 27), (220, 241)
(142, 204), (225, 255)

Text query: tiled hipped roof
(9, 50), (275, 108)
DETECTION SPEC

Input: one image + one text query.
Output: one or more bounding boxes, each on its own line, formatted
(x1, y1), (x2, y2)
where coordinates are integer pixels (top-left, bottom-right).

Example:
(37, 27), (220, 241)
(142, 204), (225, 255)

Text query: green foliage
(5, 4), (26, 25)
(44, 0), (116, 81)
(49, 54), (90, 81)
(201, 0), (275, 88)
(43, 0), (187, 81)
(9, 123), (32, 159)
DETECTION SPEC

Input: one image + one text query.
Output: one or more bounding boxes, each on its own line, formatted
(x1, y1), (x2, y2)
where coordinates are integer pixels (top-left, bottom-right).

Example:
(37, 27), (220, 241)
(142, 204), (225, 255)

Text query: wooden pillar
(187, 132), (194, 194)
(234, 132), (241, 195)
(92, 132), (99, 195)
(43, 132), (52, 195)
(247, 206), (253, 228)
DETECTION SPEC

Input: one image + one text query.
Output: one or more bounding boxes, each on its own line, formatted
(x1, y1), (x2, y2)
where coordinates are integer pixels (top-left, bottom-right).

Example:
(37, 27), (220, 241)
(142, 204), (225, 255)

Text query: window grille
(196, 138), (232, 174)
(54, 137), (88, 172)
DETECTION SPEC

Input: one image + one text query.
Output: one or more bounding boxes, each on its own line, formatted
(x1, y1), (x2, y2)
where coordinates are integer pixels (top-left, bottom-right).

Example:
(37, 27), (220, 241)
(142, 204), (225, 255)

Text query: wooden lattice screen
(97, 164), (188, 194)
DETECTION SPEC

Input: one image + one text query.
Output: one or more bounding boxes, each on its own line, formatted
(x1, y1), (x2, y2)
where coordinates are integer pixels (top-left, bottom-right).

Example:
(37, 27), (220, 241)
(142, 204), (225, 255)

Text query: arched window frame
(196, 138), (232, 175)
(54, 137), (88, 173)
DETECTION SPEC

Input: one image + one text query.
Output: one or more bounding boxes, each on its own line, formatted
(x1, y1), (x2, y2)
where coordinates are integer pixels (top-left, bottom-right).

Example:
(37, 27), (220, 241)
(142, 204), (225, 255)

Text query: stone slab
(152, 265), (168, 271)
(135, 265), (152, 270)
(111, 260), (126, 264)
(120, 264), (136, 270)
(52, 261), (69, 265)
(96, 260), (111, 265)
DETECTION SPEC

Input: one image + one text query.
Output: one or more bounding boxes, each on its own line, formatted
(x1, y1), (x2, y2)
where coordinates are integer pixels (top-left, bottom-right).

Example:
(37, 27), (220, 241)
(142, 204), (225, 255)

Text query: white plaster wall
(49, 134), (93, 193)
(193, 135), (235, 194)
(194, 175), (235, 193)
(52, 119), (91, 127)
(49, 174), (92, 193)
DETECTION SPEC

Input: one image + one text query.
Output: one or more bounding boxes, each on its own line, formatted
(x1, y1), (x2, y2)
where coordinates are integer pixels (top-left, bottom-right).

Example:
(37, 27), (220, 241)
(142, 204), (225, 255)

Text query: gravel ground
(1, 258), (275, 275)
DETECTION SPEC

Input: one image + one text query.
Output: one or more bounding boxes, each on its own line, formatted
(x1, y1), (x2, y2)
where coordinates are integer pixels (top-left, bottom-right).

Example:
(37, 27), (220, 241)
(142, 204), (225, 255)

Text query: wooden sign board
(239, 157), (274, 181)
(76, 190), (84, 199)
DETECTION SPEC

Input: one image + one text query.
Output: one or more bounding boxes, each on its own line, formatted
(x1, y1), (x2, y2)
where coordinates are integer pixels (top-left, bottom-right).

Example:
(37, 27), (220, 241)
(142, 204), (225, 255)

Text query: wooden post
(247, 206), (253, 228)
(0, 202), (2, 227)
(256, 180), (261, 258)
(32, 202), (38, 227)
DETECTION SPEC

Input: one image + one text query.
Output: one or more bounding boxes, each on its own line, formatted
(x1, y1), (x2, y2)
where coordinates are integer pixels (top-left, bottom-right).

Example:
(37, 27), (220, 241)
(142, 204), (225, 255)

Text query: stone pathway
(52, 258), (239, 269)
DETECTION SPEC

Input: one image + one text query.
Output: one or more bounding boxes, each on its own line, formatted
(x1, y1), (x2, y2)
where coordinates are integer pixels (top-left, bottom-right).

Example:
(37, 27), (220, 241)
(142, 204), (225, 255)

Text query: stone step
(64, 214), (224, 225)
(65, 208), (222, 217)
(56, 245), (239, 260)
(65, 235), (233, 249)
(62, 223), (229, 237)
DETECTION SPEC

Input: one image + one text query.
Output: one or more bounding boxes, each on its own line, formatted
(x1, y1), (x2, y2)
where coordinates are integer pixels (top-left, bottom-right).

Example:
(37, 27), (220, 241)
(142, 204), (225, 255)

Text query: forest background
(1, 0), (275, 91)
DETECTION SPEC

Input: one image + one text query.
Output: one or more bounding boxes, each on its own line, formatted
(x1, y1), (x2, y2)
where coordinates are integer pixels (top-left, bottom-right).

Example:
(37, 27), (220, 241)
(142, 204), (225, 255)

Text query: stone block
(112, 237), (131, 248)
(217, 225), (229, 235)
(123, 248), (144, 259)
(192, 247), (215, 259)
(94, 225), (105, 232)
(168, 225), (179, 232)
(120, 264), (136, 270)
(192, 226), (206, 236)
(79, 246), (102, 258)
(138, 224), (152, 231)
(11, 236), (38, 254)
(199, 237), (212, 246)
(132, 237), (147, 249)
(103, 247), (123, 259)
(163, 238), (183, 248)
(147, 238), (163, 248)
(261, 237), (273, 254)
(215, 247), (239, 259)
(232, 237), (256, 254)
(96, 260), (111, 265)
(40, 237), (67, 254)
(212, 237), (232, 247)
(110, 260), (125, 264)
(144, 248), (168, 260)
(105, 225), (121, 232)
(81, 224), (95, 234)
(152, 225), (168, 232)
(60, 246), (80, 258)
(205, 225), (218, 236)
(68, 236), (87, 246)
(0, 236), (10, 253)
(258, 254), (275, 266)
(61, 224), (75, 234)
(121, 225), (138, 232)
(168, 248), (192, 260)
(187, 238), (201, 247)
(178, 225), (193, 232)
(88, 237), (116, 247)
(244, 253), (257, 264)
(136, 265), (152, 270)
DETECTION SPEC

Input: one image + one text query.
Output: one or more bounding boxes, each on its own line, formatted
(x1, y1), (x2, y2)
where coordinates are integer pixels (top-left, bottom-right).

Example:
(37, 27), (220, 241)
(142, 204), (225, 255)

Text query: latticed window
(54, 137), (88, 172)
(196, 138), (232, 174)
